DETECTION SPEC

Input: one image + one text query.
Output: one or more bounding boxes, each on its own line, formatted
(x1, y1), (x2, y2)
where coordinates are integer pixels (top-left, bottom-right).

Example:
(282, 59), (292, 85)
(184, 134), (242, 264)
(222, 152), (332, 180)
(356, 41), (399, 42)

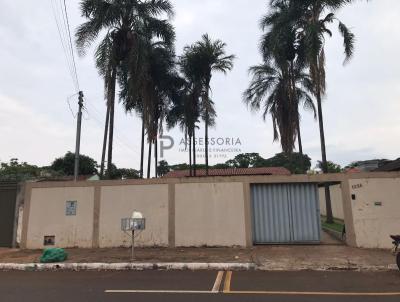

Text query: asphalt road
(1, 270), (400, 302)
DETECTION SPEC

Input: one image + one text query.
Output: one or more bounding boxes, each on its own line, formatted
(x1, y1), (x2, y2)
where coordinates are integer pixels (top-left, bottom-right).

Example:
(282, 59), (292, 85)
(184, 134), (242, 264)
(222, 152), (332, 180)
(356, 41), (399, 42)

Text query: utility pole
(74, 91), (84, 181)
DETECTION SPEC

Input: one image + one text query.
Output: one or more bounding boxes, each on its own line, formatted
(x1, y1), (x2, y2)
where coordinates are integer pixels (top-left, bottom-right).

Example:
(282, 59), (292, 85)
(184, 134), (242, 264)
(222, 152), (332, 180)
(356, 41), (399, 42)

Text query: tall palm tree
(166, 77), (200, 176)
(75, 0), (174, 179)
(244, 60), (315, 153)
(179, 46), (204, 176)
(188, 34), (235, 176)
(122, 39), (178, 178)
(247, 0), (316, 155)
(260, 0), (309, 154)
(293, 0), (356, 223)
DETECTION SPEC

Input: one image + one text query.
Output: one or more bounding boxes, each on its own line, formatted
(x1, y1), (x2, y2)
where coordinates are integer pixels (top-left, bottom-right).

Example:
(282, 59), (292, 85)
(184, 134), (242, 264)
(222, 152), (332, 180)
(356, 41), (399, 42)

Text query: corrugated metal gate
(251, 183), (321, 244)
(0, 182), (18, 247)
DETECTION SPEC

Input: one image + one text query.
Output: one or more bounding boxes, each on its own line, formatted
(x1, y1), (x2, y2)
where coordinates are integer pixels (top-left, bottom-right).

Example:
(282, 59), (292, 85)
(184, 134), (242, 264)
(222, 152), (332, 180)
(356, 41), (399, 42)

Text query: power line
(51, 0), (80, 92)
(83, 104), (140, 156)
(67, 94), (78, 118)
(62, 0), (80, 91)
(51, 1), (140, 162)
(83, 96), (142, 151)
(51, 0), (76, 90)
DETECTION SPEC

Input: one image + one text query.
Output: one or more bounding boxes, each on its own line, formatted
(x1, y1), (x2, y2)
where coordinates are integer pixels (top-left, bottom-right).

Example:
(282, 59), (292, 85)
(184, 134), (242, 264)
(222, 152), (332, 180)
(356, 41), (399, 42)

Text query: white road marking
(105, 290), (216, 294)
(211, 271), (224, 292)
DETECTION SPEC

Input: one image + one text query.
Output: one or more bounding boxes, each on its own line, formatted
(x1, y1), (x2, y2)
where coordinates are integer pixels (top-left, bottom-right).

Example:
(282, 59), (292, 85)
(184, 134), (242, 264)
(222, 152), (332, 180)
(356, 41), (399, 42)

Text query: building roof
(345, 167), (362, 173)
(37, 175), (100, 182)
(374, 158), (400, 172)
(163, 167), (291, 178)
(350, 159), (391, 172)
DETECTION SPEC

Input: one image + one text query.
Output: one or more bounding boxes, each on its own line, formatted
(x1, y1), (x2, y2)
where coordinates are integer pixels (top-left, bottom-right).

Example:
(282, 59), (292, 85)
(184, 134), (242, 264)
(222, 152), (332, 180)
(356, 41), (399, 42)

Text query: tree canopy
(317, 161), (343, 173)
(0, 159), (41, 181)
(166, 152), (311, 175)
(50, 152), (98, 176)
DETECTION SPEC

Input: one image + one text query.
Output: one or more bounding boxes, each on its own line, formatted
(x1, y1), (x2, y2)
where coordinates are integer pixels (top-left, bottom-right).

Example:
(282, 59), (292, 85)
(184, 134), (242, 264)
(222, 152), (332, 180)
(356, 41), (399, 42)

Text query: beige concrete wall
(26, 187), (94, 249)
(319, 185), (344, 220)
(175, 182), (247, 247)
(350, 178), (400, 249)
(21, 173), (400, 250)
(99, 185), (169, 248)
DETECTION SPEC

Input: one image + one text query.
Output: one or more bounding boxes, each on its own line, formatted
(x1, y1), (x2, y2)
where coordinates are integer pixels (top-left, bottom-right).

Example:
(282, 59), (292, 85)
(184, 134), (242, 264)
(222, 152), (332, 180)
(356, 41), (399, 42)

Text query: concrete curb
(257, 264), (399, 272)
(0, 262), (397, 272)
(0, 262), (256, 272)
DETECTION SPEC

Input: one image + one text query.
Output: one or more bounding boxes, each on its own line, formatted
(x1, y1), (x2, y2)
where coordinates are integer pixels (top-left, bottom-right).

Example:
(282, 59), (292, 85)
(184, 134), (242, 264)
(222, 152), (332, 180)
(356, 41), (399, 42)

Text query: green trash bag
(40, 248), (68, 263)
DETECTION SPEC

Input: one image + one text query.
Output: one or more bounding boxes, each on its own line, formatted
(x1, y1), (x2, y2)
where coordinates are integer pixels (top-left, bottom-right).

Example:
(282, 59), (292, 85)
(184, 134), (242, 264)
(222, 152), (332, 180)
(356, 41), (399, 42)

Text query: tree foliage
(0, 159), (41, 181)
(165, 152), (311, 175)
(317, 161), (343, 173)
(51, 152), (98, 176)
(226, 153), (265, 168)
(157, 160), (170, 177)
(105, 164), (140, 180)
(260, 152), (311, 174)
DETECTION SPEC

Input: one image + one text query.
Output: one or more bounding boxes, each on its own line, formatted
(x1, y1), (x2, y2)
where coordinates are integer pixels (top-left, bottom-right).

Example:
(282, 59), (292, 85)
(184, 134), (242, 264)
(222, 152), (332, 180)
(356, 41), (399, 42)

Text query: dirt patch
(0, 244), (395, 271)
(0, 247), (253, 264)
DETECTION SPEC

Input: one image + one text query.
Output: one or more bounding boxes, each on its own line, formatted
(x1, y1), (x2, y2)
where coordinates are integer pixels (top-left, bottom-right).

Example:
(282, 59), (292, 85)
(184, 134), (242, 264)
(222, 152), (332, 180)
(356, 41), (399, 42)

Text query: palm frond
(338, 21), (355, 64)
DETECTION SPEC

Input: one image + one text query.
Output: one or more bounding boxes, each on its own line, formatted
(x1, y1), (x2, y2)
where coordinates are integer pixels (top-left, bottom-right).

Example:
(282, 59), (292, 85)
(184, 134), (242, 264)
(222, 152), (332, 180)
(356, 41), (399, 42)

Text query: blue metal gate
(251, 183), (321, 244)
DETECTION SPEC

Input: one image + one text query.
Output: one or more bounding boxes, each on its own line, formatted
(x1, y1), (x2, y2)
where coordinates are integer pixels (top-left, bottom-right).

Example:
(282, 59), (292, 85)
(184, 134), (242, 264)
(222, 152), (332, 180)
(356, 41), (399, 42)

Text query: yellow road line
(226, 291), (400, 296)
(105, 290), (215, 294)
(211, 271), (224, 292)
(223, 271), (232, 293)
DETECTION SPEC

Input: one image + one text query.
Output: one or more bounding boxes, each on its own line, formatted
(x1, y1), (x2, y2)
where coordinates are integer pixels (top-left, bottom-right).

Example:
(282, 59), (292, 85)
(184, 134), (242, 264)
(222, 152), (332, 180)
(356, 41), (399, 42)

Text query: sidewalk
(0, 234), (397, 271)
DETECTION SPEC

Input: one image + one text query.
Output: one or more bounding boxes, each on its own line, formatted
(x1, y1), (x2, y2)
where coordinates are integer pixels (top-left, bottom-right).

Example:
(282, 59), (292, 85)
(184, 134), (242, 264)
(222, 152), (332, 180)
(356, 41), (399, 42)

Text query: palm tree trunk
(106, 67), (117, 179)
(100, 101), (110, 178)
(205, 103), (209, 176)
(192, 128), (197, 176)
(188, 134), (192, 177)
(290, 61), (301, 155)
(315, 71), (333, 224)
(139, 116), (145, 178)
(297, 117), (303, 155)
(154, 131), (158, 178)
(147, 140), (152, 179)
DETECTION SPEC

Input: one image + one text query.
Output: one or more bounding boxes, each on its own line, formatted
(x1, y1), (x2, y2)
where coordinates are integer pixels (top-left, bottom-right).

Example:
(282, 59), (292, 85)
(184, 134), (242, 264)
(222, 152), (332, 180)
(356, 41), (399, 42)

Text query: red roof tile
(163, 167), (291, 178)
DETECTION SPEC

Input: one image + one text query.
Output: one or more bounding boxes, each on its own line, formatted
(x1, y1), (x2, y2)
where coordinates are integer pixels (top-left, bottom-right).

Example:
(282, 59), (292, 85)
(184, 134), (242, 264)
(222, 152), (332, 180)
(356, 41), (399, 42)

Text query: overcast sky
(0, 0), (399, 171)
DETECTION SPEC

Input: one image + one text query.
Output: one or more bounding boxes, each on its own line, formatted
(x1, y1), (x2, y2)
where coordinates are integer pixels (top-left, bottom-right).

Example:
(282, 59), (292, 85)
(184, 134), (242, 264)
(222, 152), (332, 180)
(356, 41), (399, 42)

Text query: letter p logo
(160, 135), (174, 158)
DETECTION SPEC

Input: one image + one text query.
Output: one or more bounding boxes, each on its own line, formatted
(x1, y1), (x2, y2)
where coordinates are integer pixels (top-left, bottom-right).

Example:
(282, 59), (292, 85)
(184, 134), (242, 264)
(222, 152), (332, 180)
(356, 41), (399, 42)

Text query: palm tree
(188, 34), (235, 176)
(259, 0), (310, 154)
(246, 0), (316, 155)
(166, 77), (200, 176)
(179, 46), (204, 176)
(293, 0), (356, 223)
(75, 0), (174, 179)
(244, 60), (315, 153)
(122, 38), (178, 179)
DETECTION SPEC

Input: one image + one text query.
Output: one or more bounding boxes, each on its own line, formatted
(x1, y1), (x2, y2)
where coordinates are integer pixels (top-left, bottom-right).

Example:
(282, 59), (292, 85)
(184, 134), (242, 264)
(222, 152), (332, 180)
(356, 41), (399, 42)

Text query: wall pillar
(92, 185), (101, 248)
(341, 178), (357, 247)
(168, 183), (176, 248)
(243, 182), (253, 247)
(20, 183), (33, 249)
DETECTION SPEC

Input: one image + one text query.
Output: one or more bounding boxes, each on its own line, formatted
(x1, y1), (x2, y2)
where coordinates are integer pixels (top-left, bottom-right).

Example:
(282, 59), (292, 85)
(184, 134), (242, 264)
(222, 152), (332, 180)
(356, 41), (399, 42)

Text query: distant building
(163, 167), (291, 178)
(374, 158), (400, 172)
(347, 159), (391, 172)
